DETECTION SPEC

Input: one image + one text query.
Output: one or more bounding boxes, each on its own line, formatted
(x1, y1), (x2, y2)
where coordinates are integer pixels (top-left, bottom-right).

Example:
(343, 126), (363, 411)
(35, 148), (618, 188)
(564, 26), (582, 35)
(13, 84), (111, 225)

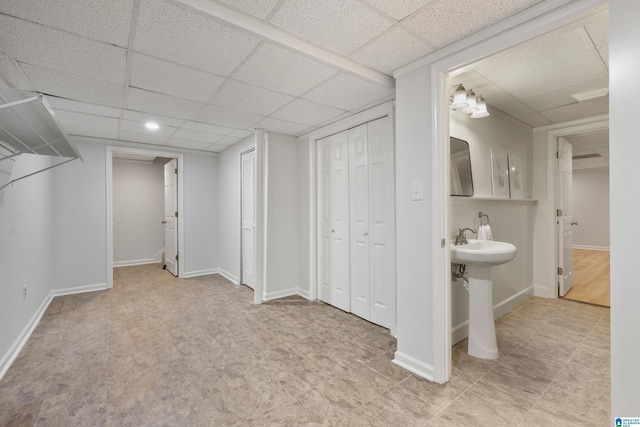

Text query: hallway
(0, 265), (609, 426)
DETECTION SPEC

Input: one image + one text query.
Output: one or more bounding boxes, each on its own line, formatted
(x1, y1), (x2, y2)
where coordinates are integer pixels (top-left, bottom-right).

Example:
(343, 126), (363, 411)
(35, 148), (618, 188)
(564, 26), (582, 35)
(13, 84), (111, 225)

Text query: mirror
(450, 137), (474, 196)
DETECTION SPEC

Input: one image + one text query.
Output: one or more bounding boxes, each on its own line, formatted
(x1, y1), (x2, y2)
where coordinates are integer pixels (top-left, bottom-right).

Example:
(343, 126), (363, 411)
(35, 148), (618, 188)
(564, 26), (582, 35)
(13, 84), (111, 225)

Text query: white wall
(52, 138), (219, 291)
(217, 135), (255, 283)
(112, 159), (165, 266)
(0, 154), (54, 377)
(610, 0), (640, 417)
(450, 109), (534, 342)
(264, 132), (299, 300)
(572, 168), (609, 250)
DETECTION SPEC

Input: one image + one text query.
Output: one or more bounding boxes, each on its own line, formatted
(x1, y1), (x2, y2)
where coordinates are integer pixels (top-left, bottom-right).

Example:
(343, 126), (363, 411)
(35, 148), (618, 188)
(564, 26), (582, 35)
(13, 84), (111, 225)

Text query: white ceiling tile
(119, 130), (168, 145)
(212, 80), (293, 116)
(363, 0), (432, 21)
(404, 0), (543, 48)
(475, 28), (594, 79)
(229, 129), (254, 139)
(234, 43), (338, 96)
(0, 14), (126, 84)
(45, 96), (121, 118)
(269, 0), (393, 55)
(130, 54), (225, 103)
(584, 14), (608, 48)
(122, 110), (184, 128)
(196, 104), (264, 129)
(127, 88), (203, 121)
(166, 138), (212, 151)
(215, 0), (281, 19)
(206, 144), (226, 153)
(134, 0), (260, 76)
(0, 0), (133, 47)
(216, 135), (244, 146)
(257, 117), (311, 135)
(0, 59), (31, 90)
(120, 119), (176, 137)
(566, 129), (609, 146)
(486, 50), (607, 99)
(493, 100), (535, 118)
(272, 99), (345, 126)
(303, 73), (394, 111)
(515, 113), (553, 128)
(541, 97), (609, 123)
(351, 27), (433, 74)
(519, 77), (608, 112)
(181, 121), (235, 136)
(21, 63), (125, 108)
(172, 128), (225, 144)
(55, 110), (119, 139)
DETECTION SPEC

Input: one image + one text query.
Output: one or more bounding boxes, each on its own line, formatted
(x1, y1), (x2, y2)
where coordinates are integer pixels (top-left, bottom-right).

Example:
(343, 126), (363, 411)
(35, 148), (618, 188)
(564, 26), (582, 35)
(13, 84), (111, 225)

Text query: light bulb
(470, 96), (490, 118)
(450, 84), (468, 110)
(462, 90), (478, 114)
(145, 122), (160, 130)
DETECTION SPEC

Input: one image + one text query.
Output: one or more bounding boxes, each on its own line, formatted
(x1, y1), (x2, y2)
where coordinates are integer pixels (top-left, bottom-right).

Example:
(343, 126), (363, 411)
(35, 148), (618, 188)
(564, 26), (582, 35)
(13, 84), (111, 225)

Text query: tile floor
(0, 264), (610, 426)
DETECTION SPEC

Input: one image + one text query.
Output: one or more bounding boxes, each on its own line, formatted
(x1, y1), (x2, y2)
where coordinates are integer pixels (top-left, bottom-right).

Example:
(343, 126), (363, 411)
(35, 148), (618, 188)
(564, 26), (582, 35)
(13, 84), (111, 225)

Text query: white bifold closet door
(241, 149), (256, 289)
(317, 116), (395, 329)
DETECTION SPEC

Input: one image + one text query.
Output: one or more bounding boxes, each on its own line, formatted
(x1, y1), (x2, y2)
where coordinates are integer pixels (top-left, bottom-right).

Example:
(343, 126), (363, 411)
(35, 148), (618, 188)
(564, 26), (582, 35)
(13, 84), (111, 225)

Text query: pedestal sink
(451, 239), (517, 360)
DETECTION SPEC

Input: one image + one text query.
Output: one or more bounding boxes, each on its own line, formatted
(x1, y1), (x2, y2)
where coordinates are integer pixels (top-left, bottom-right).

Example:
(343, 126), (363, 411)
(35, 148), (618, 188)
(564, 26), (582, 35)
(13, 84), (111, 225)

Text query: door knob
(364, 232), (368, 236)
(161, 221), (167, 224)
(331, 229), (335, 233)
(571, 221), (579, 226)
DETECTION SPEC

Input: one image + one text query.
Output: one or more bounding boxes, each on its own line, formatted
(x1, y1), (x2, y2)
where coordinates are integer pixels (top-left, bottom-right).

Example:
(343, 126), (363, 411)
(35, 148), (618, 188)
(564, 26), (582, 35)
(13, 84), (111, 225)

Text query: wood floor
(564, 248), (610, 307)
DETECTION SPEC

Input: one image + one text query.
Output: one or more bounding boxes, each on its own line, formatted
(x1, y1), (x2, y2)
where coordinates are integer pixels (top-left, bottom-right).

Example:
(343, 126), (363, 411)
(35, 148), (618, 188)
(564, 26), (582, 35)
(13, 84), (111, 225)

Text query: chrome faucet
(455, 227), (477, 245)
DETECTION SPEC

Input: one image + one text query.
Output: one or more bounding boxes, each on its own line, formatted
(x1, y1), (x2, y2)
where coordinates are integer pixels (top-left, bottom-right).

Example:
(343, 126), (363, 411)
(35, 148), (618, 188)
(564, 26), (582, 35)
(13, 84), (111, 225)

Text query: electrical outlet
(23, 285), (27, 300)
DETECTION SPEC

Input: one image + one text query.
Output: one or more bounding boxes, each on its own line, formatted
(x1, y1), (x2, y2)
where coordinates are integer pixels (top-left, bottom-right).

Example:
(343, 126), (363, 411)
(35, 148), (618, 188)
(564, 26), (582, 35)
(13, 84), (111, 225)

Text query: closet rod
(0, 157), (78, 191)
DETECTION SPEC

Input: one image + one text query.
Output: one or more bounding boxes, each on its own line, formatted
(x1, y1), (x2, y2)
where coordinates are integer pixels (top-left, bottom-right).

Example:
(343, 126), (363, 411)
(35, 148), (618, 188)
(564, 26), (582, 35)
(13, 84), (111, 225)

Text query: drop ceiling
(0, 0), (607, 157)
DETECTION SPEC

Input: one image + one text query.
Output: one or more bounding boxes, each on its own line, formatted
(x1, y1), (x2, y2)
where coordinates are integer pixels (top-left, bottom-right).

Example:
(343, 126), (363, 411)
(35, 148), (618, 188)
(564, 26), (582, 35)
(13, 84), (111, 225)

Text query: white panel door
(317, 136), (333, 304)
(330, 131), (351, 311)
(367, 116), (395, 329)
(558, 138), (574, 296)
(241, 149), (256, 289)
(164, 159), (178, 277)
(349, 123), (370, 320)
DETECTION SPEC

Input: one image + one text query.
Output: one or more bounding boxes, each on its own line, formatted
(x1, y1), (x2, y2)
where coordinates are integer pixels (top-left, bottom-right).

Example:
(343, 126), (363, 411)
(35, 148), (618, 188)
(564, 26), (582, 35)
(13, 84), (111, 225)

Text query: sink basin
(451, 239), (517, 266)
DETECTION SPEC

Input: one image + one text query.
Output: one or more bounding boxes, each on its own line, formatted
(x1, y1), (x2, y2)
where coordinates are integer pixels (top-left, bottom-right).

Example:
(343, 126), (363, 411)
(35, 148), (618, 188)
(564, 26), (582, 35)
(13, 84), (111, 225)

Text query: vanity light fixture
(450, 84), (490, 118)
(145, 122), (160, 130)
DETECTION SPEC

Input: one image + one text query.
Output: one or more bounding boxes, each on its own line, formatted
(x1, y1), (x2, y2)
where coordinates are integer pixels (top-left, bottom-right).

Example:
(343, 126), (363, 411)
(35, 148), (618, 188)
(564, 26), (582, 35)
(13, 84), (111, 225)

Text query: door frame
(538, 119), (609, 299)
(305, 100), (395, 332)
(426, 0), (608, 383)
(106, 146), (185, 289)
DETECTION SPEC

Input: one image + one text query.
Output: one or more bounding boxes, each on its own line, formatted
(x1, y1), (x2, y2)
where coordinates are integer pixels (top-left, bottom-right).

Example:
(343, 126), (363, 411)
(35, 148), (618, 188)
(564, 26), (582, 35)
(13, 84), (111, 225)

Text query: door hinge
(557, 267), (563, 275)
(557, 151), (563, 159)
(441, 238), (445, 248)
(176, 253), (179, 261)
(557, 209), (563, 217)
(174, 168), (178, 174)
(175, 211), (178, 217)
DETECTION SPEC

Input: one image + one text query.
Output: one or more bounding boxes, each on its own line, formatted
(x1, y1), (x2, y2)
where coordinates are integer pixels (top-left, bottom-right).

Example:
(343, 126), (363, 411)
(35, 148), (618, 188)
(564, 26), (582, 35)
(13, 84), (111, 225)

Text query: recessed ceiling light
(572, 87), (609, 102)
(145, 122), (159, 130)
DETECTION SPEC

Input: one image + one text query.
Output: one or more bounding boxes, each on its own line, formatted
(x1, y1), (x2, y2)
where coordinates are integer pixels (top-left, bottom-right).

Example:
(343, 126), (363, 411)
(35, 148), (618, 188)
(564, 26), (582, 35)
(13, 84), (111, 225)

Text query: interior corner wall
(394, 65), (435, 375)
(112, 159), (165, 266)
(217, 135), (255, 284)
(0, 154), (54, 376)
(264, 132), (299, 300)
(52, 139), (219, 292)
(572, 168), (609, 250)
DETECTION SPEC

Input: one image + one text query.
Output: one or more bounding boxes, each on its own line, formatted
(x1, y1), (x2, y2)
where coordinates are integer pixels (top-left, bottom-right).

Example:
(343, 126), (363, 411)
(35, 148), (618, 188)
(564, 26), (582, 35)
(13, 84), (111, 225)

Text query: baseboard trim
(0, 292), (53, 381)
(392, 351), (434, 381)
(263, 288), (298, 302)
(297, 287), (310, 299)
(113, 258), (156, 268)
(452, 286), (533, 345)
(216, 269), (239, 285)
(183, 268), (220, 279)
(52, 283), (108, 297)
(573, 245), (609, 251)
(533, 285), (554, 299)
